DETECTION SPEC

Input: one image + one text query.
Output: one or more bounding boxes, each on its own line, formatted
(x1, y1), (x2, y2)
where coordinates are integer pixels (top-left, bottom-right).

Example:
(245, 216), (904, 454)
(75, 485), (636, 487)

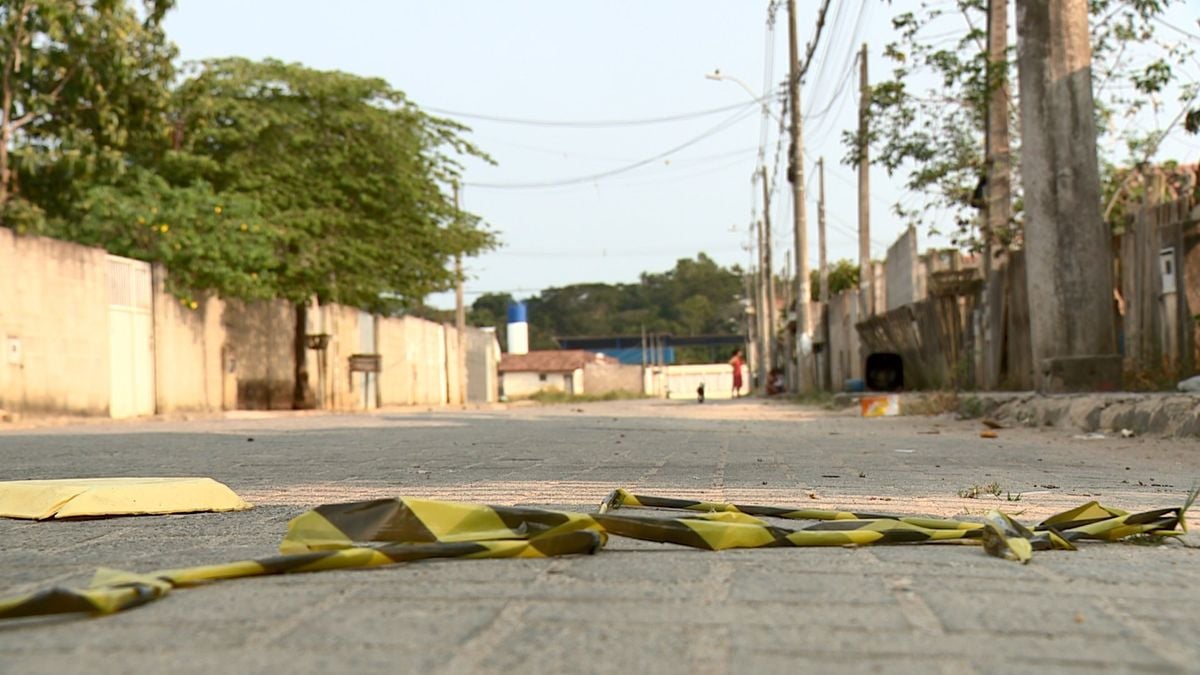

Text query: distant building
(499, 350), (620, 398)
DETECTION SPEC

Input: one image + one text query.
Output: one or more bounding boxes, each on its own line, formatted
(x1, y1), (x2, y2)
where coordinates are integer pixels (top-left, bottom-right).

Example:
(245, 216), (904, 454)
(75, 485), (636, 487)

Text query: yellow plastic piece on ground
(0, 477), (251, 520)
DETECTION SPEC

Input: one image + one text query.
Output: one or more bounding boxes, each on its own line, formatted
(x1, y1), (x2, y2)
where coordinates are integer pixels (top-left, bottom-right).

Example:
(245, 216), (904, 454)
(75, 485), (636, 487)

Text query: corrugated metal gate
(108, 256), (155, 418)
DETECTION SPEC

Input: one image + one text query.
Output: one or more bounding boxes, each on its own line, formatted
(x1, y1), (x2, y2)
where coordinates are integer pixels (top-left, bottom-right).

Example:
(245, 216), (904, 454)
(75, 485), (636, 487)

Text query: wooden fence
(1117, 195), (1198, 381)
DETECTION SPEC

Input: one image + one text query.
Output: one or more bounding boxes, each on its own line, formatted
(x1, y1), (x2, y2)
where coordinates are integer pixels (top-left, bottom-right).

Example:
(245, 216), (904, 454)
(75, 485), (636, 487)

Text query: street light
(705, 70), (782, 123)
(707, 69), (779, 392)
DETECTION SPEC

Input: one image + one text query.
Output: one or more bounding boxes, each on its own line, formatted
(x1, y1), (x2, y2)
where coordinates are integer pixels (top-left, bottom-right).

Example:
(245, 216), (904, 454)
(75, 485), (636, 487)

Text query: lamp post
(707, 70), (779, 393)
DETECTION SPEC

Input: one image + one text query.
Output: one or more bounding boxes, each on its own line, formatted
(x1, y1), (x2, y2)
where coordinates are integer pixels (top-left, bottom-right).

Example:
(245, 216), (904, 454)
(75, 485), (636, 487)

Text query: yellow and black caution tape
(0, 488), (1194, 621)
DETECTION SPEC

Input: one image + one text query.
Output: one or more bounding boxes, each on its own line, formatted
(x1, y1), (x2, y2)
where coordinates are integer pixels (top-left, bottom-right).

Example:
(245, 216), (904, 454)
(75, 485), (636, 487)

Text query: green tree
(850, 0), (1198, 249)
(809, 259), (861, 301)
(0, 0), (177, 228)
(164, 58), (494, 407)
(509, 254), (744, 355)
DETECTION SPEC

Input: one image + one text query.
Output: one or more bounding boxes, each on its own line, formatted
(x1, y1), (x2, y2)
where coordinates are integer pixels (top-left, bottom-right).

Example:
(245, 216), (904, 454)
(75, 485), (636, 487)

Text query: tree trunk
(292, 302), (311, 409)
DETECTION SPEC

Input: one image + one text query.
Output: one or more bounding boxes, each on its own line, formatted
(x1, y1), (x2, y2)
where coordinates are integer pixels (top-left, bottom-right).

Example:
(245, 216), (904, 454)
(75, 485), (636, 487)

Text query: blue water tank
(507, 302), (527, 323)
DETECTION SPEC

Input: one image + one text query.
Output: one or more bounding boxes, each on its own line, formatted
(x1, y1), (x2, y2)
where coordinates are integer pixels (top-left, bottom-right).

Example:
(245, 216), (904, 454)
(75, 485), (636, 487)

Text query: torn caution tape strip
(0, 488), (1194, 621)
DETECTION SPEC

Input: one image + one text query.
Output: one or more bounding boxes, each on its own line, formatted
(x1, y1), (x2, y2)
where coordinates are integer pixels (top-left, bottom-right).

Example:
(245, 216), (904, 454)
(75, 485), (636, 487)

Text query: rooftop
(498, 349), (617, 374)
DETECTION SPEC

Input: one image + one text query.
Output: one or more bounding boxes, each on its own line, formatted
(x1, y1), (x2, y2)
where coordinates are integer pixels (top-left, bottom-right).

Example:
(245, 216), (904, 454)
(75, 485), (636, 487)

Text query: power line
(464, 105), (759, 189)
(424, 96), (774, 128)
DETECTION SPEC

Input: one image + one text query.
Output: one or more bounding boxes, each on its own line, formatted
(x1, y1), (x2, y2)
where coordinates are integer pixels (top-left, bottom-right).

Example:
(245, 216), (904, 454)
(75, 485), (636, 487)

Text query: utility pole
(760, 166), (777, 378)
(818, 157), (830, 390)
(755, 217), (769, 392)
(786, 0), (813, 392)
(983, 0), (1013, 388)
(857, 43), (872, 320)
(818, 158), (829, 307)
(453, 184), (467, 405)
(1016, 0), (1120, 391)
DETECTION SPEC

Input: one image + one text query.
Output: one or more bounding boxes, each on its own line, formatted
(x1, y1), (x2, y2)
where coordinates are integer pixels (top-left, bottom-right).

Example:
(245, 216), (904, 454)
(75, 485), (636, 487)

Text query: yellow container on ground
(0, 477), (251, 520)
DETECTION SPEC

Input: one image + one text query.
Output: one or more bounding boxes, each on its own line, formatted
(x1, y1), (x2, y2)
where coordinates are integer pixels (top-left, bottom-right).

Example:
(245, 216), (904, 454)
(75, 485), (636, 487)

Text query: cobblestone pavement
(0, 398), (1197, 674)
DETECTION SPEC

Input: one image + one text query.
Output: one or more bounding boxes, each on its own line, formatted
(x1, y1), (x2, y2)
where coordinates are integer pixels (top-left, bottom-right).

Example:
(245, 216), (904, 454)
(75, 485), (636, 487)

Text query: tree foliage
(809, 259), (861, 301)
(1, 0), (177, 227)
(164, 58), (495, 310)
(848, 0), (1198, 249)
(469, 254), (745, 352)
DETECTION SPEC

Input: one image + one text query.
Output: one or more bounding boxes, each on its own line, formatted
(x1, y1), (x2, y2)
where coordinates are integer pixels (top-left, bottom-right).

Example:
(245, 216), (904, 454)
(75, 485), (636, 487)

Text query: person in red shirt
(729, 348), (745, 398)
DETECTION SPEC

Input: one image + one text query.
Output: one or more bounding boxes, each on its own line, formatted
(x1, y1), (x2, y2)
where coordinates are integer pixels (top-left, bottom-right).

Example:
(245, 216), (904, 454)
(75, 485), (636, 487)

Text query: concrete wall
(2, 228), (498, 416)
(378, 316), (450, 406)
(311, 303), (365, 411)
(152, 266), (227, 413)
(0, 228), (111, 415)
(465, 327), (500, 403)
(583, 361), (642, 395)
(828, 289), (863, 389)
(885, 226), (920, 312)
(444, 325), (463, 406)
(649, 363), (746, 400)
(222, 299), (299, 410)
(502, 370), (572, 398)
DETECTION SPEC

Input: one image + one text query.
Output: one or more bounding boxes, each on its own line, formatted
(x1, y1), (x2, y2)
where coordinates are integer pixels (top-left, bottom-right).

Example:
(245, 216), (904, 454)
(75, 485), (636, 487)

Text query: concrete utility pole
(786, 0), (813, 392)
(818, 157), (830, 390)
(1016, 0), (1120, 391)
(857, 42), (873, 320)
(755, 217), (769, 391)
(760, 166), (777, 376)
(985, 1), (1012, 274)
(983, 0), (1013, 389)
(818, 158), (829, 308)
(453, 184), (467, 405)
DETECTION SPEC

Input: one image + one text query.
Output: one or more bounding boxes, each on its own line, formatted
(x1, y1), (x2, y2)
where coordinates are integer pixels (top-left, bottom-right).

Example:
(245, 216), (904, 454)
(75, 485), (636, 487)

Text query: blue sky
(164, 1), (1200, 309)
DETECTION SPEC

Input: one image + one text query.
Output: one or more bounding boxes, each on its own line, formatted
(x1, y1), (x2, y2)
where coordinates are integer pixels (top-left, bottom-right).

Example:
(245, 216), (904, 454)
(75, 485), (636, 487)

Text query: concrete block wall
(313, 303), (365, 411)
(222, 298), (299, 410)
(378, 316), (450, 406)
(583, 361), (643, 395)
(152, 266), (227, 413)
(0, 228), (111, 415)
(827, 289), (863, 389)
(2, 229), (498, 416)
(885, 226), (920, 312)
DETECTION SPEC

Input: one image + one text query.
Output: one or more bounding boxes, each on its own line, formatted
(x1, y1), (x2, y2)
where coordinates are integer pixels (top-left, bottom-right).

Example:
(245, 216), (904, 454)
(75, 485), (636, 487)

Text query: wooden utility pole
(786, 0), (813, 392)
(983, 0), (1013, 389)
(1016, 0), (1120, 391)
(453, 184), (467, 405)
(760, 166), (777, 376)
(858, 43), (872, 320)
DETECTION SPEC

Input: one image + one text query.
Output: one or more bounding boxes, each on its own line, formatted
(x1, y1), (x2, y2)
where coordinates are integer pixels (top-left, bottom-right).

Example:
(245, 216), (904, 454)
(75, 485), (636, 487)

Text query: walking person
(729, 348), (745, 398)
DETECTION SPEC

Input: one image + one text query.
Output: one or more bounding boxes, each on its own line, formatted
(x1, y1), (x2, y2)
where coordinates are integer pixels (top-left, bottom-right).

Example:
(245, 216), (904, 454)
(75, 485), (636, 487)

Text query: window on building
(538, 373), (547, 382)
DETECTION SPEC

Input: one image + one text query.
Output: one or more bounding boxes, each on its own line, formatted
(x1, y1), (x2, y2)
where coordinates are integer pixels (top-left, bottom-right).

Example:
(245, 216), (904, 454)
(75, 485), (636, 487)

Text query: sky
(163, 1), (1200, 310)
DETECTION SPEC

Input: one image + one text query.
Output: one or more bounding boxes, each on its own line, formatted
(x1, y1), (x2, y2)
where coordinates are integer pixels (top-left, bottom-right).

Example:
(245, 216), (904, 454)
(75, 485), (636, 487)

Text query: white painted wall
(501, 370), (572, 398)
(646, 363), (747, 400)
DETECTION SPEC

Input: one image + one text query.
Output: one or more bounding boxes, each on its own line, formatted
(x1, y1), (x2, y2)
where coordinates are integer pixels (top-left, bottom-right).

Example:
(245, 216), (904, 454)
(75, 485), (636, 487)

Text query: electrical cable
(424, 95), (774, 128)
(463, 105), (759, 189)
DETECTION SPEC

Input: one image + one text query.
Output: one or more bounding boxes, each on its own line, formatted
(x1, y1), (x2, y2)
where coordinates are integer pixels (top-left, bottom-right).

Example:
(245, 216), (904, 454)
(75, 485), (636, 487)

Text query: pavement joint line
(889, 578), (947, 637)
(436, 560), (572, 674)
(242, 585), (353, 648)
(686, 559), (735, 674)
(1030, 561), (1194, 671)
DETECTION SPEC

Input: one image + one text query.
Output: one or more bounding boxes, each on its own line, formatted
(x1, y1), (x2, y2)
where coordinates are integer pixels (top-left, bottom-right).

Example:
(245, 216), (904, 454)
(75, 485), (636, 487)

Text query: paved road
(0, 399), (1197, 674)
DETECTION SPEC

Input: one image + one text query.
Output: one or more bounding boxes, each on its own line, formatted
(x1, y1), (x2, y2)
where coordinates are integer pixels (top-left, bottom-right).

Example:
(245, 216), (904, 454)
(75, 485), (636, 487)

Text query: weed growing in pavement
(1123, 534), (1172, 546)
(958, 395), (984, 419)
(957, 482), (1003, 499)
(524, 390), (646, 405)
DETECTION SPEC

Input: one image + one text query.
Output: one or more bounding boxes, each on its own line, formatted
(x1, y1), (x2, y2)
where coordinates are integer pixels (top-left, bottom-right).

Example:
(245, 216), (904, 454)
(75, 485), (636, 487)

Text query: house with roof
(498, 349), (621, 399)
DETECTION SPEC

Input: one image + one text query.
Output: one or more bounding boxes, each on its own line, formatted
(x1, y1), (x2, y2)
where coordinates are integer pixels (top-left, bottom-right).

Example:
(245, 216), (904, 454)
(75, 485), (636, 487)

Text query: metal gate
(108, 256), (155, 418)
